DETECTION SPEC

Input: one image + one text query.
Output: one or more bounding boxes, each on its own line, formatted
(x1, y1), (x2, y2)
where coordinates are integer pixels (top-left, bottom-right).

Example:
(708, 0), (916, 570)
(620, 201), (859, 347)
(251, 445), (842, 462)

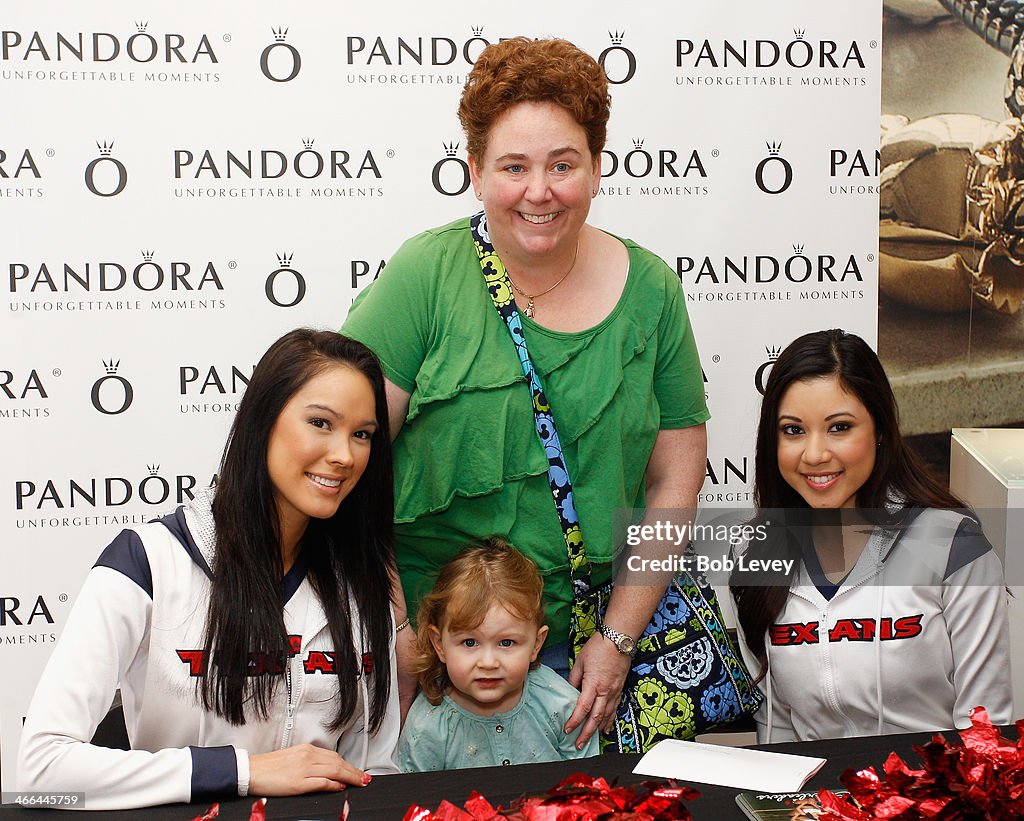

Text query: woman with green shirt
(343, 37), (708, 752)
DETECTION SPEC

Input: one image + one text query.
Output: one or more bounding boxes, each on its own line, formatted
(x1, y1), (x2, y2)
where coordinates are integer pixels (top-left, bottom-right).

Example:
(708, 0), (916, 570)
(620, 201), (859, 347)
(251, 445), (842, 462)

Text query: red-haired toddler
(397, 538), (599, 770)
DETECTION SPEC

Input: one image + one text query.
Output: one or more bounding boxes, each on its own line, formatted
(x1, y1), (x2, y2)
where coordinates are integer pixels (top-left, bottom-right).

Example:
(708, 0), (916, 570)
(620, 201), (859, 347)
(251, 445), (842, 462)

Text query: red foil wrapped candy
(820, 707), (1024, 820)
(402, 773), (699, 821)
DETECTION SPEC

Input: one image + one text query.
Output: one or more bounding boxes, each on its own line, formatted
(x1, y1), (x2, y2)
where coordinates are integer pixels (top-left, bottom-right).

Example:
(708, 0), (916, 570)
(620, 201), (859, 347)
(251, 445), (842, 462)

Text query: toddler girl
(398, 538), (599, 770)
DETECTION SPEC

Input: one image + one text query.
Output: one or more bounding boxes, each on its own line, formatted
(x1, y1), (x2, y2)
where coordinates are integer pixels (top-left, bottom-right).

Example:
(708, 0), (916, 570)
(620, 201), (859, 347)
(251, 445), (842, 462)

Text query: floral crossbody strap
(469, 211), (597, 664)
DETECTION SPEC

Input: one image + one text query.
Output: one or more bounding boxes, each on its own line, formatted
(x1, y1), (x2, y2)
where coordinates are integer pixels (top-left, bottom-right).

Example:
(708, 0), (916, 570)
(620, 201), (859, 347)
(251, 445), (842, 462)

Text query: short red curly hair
(458, 37), (611, 160)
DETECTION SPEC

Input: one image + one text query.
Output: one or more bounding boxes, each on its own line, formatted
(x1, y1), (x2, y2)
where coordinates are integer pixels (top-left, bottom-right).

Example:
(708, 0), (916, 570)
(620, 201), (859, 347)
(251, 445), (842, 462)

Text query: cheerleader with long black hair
(19, 329), (399, 809)
(731, 329), (1011, 742)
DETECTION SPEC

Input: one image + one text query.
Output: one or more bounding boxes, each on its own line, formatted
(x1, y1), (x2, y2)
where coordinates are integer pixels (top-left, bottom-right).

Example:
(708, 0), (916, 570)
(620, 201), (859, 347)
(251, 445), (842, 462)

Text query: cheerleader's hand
(249, 744), (370, 796)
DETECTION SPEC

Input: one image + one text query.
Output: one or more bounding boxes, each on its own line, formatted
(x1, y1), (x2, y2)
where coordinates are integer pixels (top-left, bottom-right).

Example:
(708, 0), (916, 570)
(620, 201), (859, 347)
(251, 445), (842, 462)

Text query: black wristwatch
(599, 624), (637, 657)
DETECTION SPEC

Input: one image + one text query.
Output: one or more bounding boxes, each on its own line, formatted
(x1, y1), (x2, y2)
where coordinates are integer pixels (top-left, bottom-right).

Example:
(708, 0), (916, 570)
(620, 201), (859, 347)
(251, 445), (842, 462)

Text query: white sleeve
(17, 563), (197, 809)
(943, 548), (1012, 727)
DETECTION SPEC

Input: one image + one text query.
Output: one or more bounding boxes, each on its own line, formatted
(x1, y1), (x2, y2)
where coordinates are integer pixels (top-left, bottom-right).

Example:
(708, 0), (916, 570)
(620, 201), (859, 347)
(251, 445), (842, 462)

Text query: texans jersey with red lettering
(733, 507), (1011, 743)
(18, 486), (399, 810)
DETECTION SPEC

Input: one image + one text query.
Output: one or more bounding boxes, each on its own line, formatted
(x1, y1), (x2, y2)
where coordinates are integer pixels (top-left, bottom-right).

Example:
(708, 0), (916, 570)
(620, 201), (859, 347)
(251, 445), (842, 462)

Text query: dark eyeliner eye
(310, 418), (328, 429)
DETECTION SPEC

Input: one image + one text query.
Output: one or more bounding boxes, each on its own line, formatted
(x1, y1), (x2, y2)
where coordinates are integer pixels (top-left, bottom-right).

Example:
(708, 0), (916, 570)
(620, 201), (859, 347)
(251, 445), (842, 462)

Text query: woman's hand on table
(565, 633), (631, 749)
(249, 744), (369, 796)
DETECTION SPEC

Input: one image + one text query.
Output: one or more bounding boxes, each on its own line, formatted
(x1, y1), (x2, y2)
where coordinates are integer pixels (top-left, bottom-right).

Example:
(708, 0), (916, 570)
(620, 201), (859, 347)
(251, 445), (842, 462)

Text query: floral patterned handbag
(582, 556), (763, 752)
(470, 211), (762, 753)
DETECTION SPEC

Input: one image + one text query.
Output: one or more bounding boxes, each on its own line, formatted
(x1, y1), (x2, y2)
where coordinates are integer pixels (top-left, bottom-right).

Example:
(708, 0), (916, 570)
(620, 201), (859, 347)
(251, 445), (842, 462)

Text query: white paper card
(633, 740), (826, 792)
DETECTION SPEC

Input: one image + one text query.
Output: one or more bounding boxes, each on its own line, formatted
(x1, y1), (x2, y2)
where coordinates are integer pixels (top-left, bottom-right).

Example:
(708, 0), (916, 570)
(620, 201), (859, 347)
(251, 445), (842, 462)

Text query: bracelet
(395, 617), (411, 633)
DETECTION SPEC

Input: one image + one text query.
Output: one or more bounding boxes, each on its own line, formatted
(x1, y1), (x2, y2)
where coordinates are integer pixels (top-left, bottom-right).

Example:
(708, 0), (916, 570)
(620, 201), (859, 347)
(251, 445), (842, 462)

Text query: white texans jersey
(735, 507), (1012, 742)
(18, 486), (399, 810)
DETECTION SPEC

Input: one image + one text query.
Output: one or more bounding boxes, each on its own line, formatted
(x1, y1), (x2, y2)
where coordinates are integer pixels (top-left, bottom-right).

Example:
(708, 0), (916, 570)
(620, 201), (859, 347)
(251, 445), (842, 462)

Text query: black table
(0, 729), (979, 819)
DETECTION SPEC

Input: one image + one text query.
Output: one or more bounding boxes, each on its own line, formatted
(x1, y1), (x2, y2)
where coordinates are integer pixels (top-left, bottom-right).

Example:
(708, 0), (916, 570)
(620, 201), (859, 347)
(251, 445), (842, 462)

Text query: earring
(592, 188), (598, 196)
(475, 190), (482, 200)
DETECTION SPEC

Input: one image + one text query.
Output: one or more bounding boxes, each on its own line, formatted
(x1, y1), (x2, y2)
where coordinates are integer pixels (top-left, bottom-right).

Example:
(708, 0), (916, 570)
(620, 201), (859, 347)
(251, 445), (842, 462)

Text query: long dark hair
(201, 328), (395, 731)
(731, 329), (963, 676)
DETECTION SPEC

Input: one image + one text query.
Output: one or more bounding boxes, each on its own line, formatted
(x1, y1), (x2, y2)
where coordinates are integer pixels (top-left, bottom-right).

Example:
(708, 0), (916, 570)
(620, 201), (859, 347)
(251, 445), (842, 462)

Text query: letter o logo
(91, 374), (134, 415)
(265, 267), (307, 307)
(84, 156), (129, 197)
(132, 262), (165, 292)
(624, 148), (653, 178)
(598, 45), (637, 85)
(260, 42), (302, 83)
(126, 32), (158, 63)
(139, 475), (171, 505)
(755, 155), (793, 195)
(431, 156), (470, 196)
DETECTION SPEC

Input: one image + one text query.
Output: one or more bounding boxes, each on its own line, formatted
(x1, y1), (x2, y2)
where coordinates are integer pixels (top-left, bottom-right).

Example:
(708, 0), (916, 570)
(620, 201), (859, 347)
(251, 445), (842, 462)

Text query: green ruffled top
(342, 217), (708, 639)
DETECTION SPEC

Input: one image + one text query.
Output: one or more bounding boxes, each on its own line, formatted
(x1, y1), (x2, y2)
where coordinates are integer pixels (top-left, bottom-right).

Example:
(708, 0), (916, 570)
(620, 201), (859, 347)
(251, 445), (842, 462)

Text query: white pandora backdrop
(0, 1), (882, 788)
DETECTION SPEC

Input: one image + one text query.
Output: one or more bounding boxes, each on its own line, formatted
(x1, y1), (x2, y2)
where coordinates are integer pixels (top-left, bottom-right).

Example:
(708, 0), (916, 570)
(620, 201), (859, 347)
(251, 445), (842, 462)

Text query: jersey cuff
(189, 745), (239, 800)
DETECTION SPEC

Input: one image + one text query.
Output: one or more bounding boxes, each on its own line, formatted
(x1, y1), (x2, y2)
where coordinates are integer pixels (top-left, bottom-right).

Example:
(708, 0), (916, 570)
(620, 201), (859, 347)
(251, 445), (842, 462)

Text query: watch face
(619, 636), (636, 655)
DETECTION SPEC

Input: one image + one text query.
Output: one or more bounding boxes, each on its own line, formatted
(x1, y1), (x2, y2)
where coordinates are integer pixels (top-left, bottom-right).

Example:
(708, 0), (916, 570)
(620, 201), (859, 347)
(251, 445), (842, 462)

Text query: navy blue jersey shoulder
(94, 530), (154, 599)
(880, 508), (993, 578)
(944, 516), (993, 580)
(93, 507), (213, 597)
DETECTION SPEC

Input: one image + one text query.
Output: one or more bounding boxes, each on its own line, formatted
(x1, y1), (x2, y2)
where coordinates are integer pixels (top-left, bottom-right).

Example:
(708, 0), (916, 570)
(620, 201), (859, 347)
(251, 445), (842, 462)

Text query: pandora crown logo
(84, 140), (128, 197)
(754, 141), (793, 195)
(260, 26), (300, 82)
(265, 252), (306, 308)
(90, 359), (134, 415)
(598, 31), (636, 85)
(431, 142), (470, 197)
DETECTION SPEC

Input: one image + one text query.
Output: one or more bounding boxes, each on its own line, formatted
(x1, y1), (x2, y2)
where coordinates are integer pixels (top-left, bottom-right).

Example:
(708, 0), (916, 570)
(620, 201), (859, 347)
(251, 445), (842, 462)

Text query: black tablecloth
(0, 729), (972, 819)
